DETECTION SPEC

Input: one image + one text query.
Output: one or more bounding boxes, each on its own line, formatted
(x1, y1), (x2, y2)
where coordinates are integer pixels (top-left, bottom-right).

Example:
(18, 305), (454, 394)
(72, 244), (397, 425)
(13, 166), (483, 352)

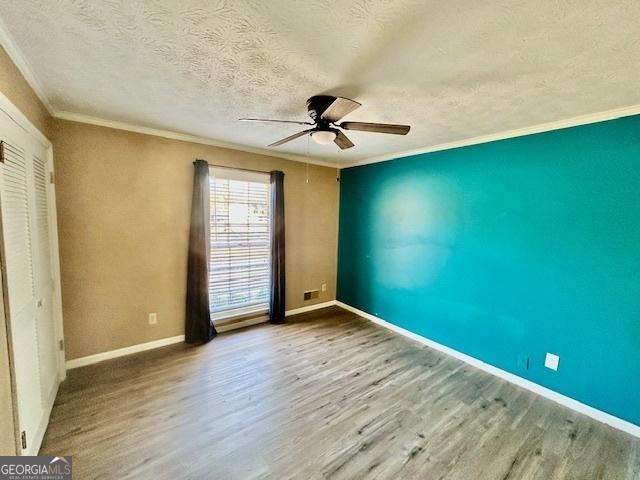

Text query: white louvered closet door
(0, 111), (43, 451)
(32, 147), (58, 404)
(0, 105), (61, 455)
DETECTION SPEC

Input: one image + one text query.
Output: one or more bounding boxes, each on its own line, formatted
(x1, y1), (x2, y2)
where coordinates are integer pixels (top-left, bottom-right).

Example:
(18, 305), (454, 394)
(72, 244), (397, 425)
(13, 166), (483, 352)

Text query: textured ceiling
(2, 0), (640, 165)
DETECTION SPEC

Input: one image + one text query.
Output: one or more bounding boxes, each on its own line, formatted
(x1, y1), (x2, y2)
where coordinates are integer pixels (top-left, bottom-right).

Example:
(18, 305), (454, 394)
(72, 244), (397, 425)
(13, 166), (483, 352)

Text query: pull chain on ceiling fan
(240, 95), (411, 150)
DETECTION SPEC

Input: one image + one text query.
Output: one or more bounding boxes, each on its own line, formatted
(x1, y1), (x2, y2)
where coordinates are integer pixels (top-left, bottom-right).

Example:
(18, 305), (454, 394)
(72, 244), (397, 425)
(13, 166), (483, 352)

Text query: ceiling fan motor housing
(306, 95), (338, 124)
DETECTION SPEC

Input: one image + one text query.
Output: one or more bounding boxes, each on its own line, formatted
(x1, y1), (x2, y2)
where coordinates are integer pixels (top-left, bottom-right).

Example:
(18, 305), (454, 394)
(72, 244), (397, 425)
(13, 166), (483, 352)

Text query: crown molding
(343, 104), (640, 168)
(3, 11), (640, 171)
(54, 111), (340, 168)
(52, 104), (640, 171)
(0, 14), (54, 114)
(0, 12), (338, 169)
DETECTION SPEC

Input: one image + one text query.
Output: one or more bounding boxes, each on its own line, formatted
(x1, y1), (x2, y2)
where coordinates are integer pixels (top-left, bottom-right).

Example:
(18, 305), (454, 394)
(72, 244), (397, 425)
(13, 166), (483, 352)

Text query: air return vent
(303, 290), (319, 301)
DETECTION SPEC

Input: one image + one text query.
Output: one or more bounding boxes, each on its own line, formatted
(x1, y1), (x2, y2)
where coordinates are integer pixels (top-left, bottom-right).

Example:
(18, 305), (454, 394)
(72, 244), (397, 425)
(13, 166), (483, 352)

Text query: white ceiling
(2, 0), (640, 166)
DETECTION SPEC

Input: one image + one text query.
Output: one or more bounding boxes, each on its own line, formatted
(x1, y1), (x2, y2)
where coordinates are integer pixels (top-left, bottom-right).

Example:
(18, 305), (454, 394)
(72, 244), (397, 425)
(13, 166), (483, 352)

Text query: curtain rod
(201, 161), (272, 175)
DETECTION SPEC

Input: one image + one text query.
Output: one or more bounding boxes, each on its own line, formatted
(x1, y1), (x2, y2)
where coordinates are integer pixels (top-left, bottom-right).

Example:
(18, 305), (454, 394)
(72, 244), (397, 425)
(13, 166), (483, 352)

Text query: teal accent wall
(337, 115), (640, 426)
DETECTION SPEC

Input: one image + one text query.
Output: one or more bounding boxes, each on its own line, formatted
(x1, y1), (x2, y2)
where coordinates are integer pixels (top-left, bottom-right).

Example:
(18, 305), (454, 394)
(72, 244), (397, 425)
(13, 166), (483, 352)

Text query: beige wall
(0, 46), (51, 139)
(0, 44), (339, 451)
(0, 45), (53, 455)
(52, 120), (339, 360)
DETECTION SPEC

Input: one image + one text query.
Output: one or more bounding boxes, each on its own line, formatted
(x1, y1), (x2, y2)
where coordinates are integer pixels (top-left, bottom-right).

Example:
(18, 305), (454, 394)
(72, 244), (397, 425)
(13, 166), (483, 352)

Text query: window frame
(208, 166), (271, 322)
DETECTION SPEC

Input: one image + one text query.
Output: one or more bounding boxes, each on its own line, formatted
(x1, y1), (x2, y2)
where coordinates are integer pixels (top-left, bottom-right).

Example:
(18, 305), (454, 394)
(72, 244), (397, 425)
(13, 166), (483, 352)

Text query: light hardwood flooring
(41, 307), (640, 479)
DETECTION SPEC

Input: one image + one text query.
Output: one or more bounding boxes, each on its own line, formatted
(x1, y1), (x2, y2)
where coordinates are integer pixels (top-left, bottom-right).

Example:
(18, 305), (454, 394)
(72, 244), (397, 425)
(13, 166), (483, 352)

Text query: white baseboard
(285, 300), (337, 317)
(336, 301), (640, 439)
(66, 335), (185, 370)
(66, 301), (338, 370)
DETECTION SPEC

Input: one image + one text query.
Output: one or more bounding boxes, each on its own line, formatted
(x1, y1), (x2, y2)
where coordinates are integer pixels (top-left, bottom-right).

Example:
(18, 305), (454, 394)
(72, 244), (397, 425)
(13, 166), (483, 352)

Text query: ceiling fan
(239, 95), (411, 150)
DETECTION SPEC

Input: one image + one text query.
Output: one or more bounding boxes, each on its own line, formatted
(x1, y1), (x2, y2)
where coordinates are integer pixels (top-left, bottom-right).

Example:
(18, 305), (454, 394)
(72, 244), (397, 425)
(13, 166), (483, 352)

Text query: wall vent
(303, 290), (319, 301)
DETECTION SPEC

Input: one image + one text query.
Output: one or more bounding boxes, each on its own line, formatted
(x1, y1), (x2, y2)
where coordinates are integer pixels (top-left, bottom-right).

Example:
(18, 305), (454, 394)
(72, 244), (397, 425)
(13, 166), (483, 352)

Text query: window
(208, 167), (270, 320)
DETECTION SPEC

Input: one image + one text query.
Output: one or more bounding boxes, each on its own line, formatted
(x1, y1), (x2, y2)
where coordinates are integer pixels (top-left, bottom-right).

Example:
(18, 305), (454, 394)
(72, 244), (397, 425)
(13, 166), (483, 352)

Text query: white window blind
(209, 167), (271, 319)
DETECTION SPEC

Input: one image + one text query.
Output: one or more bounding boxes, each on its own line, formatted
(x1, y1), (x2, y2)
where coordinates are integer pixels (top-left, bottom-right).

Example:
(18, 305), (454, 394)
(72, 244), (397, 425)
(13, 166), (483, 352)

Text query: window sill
(211, 306), (268, 324)
(212, 308), (269, 333)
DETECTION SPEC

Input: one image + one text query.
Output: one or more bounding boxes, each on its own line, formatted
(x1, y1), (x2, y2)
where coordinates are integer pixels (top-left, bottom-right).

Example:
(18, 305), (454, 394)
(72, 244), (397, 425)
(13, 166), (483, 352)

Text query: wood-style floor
(41, 307), (640, 479)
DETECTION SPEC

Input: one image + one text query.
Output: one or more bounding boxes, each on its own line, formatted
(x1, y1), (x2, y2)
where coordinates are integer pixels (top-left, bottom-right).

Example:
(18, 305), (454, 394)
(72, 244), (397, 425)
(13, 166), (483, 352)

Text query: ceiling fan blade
(320, 97), (362, 122)
(240, 118), (313, 126)
(339, 121), (411, 135)
(268, 129), (314, 147)
(334, 130), (355, 150)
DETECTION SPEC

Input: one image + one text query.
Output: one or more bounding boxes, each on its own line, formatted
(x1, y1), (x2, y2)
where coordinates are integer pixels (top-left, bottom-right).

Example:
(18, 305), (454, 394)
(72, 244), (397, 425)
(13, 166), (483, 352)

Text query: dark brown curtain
(269, 171), (286, 324)
(185, 160), (217, 343)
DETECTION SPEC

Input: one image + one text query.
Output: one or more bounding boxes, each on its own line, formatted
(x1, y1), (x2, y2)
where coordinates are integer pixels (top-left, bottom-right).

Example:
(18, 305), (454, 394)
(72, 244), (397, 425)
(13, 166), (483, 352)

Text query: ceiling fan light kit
(311, 130), (337, 144)
(240, 95), (411, 150)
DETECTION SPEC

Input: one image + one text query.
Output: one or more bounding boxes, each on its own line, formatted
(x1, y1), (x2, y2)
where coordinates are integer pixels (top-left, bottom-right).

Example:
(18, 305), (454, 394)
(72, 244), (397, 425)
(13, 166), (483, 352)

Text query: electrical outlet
(148, 313), (157, 325)
(545, 353), (560, 371)
(321, 283), (327, 292)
